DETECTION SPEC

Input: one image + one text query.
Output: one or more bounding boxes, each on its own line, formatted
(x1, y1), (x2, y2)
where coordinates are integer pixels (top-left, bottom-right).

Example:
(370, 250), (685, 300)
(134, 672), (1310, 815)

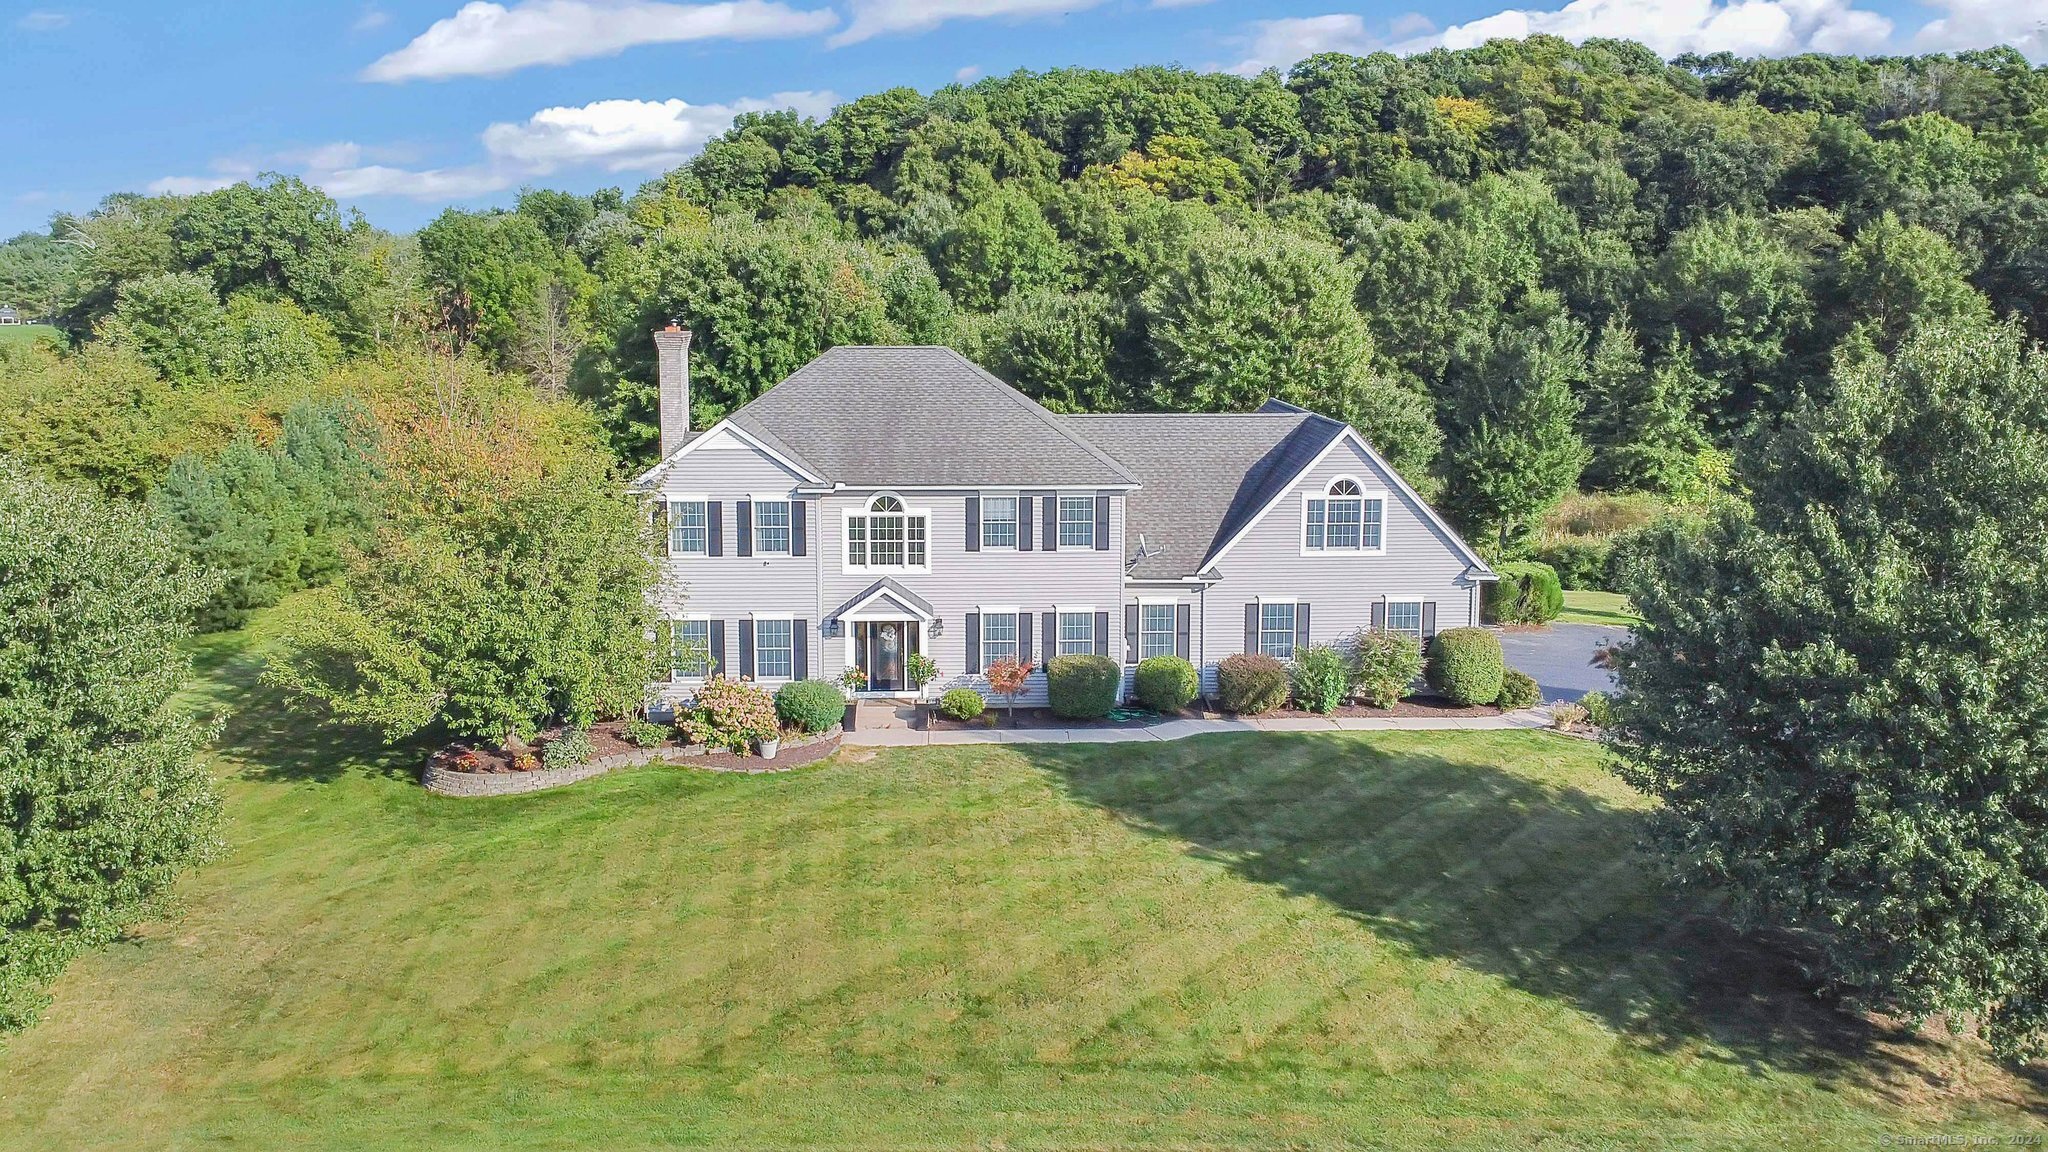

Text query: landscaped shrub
(621, 717), (670, 748)
(1484, 561), (1564, 624)
(1426, 627), (1505, 706)
(1344, 626), (1424, 708)
(683, 677), (779, 753)
(1579, 690), (1613, 729)
(542, 727), (594, 770)
(1531, 538), (1612, 591)
(1289, 644), (1349, 713)
(939, 688), (986, 721)
(1496, 668), (1541, 709)
(1216, 653), (1288, 715)
(1133, 655), (1198, 713)
(1047, 654), (1120, 719)
(1551, 701), (1590, 730)
(775, 680), (845, 734)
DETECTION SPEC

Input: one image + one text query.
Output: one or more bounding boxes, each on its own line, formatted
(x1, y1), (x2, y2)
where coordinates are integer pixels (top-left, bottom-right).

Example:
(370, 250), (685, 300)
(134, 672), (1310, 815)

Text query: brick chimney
(654, 321), (691, 459)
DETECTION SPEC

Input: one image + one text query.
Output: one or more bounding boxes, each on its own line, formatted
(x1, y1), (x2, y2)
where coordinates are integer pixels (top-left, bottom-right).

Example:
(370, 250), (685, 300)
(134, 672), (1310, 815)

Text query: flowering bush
(682, 676), (780, 753)
(906, 652), (939, 689)
(839, 666), (868, 695)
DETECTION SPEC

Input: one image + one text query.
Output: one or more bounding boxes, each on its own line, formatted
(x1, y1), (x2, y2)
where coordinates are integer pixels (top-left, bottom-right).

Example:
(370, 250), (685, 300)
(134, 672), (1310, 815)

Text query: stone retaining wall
(423, 727), (841, 797)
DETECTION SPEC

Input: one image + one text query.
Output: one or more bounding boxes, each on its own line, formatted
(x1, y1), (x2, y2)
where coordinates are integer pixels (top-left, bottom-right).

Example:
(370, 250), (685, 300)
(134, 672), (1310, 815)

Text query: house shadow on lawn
(1023, 732), (2034, 1111)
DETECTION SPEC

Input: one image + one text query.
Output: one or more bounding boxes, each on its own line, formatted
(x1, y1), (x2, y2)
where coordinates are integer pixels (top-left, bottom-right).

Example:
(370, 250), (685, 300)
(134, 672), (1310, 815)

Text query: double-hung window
(981, 613), (1018, 671)
(1139, 603), (1177, 661)
(981, 496), (1018, 549)
(754, 619), (794, 679)
(668, 500), (708, 557)
(1057, 495), (1095, 548)
(670, 619), (710, 678)
(1387, 601), (1423, 640)
(1259, 602), (1297, 660)
(1305, 479), (1383, 552)
(848, 494), (928, 570)
(1057, 611), (1095, 657)
(753, 500), (792, 554)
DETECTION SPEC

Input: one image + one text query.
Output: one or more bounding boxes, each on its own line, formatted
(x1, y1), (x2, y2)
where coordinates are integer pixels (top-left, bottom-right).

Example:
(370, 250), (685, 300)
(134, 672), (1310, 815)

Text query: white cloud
(954, 64), (982, 82)
(268, 90), (838, 201)
(1232, 1), (1894, 73)
(16, 10), (71, 31)
(364, 0), (837, 81)
(1229, 14), (1376, 74)
(146, 173), (248, 196)
(482, 92), (838, 173)
(1914, 0), (2046, 62)
(353, 6), (392, 32)
(1408, 0), (1892, 58)
(829, 0), (1108, 47)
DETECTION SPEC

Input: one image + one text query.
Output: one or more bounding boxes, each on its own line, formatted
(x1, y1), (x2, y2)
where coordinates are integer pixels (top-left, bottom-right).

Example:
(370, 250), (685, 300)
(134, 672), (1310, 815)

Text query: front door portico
(854, 620), (919, 693)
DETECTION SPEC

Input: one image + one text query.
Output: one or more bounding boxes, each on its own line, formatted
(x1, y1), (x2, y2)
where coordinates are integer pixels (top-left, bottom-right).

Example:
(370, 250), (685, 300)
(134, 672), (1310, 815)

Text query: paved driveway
(1495, 622), (1625, 702)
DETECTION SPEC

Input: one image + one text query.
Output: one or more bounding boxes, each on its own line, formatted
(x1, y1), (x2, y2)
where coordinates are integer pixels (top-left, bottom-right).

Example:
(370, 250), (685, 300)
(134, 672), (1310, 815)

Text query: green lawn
(0, 612), (2038, 1149)
(0, 323), (58, 348)
(1559, 588), (1643, 627)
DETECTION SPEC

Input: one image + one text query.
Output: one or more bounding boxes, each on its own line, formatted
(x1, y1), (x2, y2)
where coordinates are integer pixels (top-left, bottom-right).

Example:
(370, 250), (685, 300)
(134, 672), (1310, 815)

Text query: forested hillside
(4, 37), (2045, 558)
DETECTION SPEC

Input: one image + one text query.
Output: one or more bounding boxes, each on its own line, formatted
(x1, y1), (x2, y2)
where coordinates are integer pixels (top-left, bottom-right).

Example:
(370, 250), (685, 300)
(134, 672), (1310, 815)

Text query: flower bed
(423, 718), (840, 796)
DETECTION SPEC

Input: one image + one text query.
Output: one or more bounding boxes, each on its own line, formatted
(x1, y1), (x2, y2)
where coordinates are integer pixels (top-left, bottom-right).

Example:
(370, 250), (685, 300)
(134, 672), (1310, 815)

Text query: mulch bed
(921, 695), (1502, 731)
(433, 717), (833, 775)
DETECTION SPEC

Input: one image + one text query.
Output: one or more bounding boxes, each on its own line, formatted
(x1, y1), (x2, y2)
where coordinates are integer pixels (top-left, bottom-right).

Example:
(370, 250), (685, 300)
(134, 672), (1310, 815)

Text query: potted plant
(907, 652), (939, 696)
(838, 665), (867, 730)
(757, 729), (781, 760)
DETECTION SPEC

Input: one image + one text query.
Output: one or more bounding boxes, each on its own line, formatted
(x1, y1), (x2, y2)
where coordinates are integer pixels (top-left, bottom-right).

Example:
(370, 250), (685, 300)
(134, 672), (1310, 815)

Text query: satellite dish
(1133, 534), (1166, 561)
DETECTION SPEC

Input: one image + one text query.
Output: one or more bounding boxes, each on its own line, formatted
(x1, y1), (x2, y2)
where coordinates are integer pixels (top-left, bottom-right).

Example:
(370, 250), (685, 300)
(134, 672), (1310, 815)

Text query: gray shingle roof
(725, 346), (1137, 487)
(1065, 411), (1345, 580)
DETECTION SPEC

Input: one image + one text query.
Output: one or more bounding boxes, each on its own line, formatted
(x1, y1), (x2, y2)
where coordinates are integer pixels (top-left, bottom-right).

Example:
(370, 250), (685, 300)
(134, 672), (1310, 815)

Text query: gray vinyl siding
(647, 447), (820, 710)
(1198, 436), (1483, 676)
(816, 489), (1126, 707)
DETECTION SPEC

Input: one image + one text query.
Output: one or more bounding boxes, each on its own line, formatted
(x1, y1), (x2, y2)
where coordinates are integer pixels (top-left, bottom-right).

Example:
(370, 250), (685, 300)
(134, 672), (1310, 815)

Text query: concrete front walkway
(843, 708), (1555, 747)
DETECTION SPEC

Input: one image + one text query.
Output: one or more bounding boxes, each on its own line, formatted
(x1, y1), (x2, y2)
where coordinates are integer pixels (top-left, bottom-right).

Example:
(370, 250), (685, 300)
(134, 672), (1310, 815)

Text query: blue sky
(1, 0), (2039, 237)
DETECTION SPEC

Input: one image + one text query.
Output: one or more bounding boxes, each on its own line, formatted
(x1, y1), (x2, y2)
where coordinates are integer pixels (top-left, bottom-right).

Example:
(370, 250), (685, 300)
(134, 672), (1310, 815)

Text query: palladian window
(847, 494), (928, 570)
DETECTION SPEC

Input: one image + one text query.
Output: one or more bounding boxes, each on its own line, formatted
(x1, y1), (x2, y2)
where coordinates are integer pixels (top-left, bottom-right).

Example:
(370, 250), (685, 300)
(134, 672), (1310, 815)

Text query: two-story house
(631, 325), (1495, 711)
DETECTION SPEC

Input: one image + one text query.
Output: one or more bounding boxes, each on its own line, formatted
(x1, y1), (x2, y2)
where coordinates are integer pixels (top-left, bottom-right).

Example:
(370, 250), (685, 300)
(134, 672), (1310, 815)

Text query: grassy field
(1559, 588), (1643, 628)
(0, 323), (57, 348)
(0, 613), (2039, 1149)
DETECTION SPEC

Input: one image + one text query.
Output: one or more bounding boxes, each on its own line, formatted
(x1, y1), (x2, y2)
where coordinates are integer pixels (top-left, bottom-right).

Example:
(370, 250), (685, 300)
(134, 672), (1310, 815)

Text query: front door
(857, 621), (919, 692)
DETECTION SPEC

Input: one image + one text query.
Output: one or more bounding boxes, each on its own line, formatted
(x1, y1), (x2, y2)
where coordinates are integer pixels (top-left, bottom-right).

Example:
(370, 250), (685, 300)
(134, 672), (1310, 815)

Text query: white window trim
(1299, 475), (1387, 557)
(663, 494), (711, 559)
(1056, 610), (1097, 657)
(750, 616), (798, 682)
(667, 614), (713, 682)
(1137, 601), (1178, 661)
(1056, 493), (1097, 549)
(1257, 600), (1299, 660)
(979, 611), (1021, 671)
(1385, 599), (1426, 639)
(750, 496), (795, 558)
(978, 491), (1022, 550)
(841, 494), (933, 576)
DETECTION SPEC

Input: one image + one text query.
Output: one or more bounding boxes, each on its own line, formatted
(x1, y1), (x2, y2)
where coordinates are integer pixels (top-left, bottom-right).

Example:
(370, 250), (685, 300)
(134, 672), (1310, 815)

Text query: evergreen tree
(1439, 304), (1590, 553)
(1583, 318), (1710, 495)
(1611, 320), (2048, 1062)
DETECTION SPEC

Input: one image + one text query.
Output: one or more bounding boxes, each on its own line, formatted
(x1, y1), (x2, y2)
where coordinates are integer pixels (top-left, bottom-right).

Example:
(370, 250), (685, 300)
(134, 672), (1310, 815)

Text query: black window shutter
(1421, 601), (1437, 641)
(1124, 605), (1138, 663)
(966, 495), (981, 552)
(1094, 493), (1109, 551)
(1018, 496), (1034, 551)
(1244, 603), (1258, 654)
(1041, 611), (1055, 667)
(793, 620), (809, 680)
(735, 500), (753, 558)
(1296, 603), (1312, 653)
(738, 619), (755, 679)
(1371, 601), (1387, 629)
(965, 612), (981, 673)
(1176, 604), (1191, 660)
(1017, 612), (1032, 668)
(708, 501), (723, 557)
(1042, 494), (1057, 551)
(1094, 610), (1109, 658)
(791, 501), (808, 557)
(708, 620), (726, 676)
